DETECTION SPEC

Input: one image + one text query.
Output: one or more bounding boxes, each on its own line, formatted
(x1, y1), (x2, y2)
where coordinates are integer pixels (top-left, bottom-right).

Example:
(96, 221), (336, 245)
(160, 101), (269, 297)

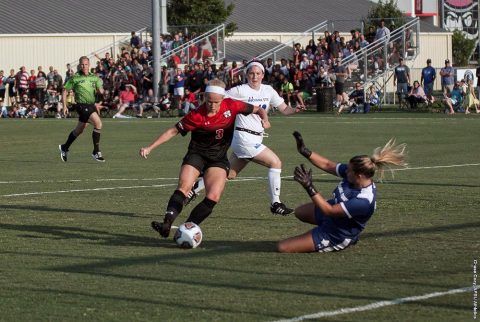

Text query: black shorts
(0, 89), (5, 99)
(75, 103), (97, 123)
(182, 151), (230, 175)
(335, 82), (344, 95)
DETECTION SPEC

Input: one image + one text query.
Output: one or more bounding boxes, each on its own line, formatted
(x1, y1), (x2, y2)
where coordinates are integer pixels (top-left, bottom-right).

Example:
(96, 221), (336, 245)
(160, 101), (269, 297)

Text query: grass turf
(0, 112), (479, 321)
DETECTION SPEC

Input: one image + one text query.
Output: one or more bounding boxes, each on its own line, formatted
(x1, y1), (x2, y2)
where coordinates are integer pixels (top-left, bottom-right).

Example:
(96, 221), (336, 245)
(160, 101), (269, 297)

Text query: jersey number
(215, 129), (224, 139)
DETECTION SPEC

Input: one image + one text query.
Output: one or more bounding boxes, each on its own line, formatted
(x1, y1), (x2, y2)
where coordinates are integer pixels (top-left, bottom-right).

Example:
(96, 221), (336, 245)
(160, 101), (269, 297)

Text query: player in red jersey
(139, 79), (270, 239)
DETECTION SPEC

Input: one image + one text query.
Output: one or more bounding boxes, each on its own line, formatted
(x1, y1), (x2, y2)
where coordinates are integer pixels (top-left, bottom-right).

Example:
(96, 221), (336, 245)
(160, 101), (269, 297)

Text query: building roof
(1, 0), (445, 35)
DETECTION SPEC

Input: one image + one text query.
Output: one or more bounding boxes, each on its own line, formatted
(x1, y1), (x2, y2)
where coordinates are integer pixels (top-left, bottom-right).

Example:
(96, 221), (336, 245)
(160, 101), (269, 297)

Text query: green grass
(1, 112), (479, 322)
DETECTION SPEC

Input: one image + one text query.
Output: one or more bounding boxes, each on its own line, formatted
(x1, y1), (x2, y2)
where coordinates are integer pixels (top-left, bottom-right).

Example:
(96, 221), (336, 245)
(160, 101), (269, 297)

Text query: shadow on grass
(2, 204), (141, 218)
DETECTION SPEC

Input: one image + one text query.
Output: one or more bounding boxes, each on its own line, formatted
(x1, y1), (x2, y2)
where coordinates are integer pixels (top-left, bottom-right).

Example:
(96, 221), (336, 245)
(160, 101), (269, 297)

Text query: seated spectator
(17, 94), (30, 118)
(348, 82), (368, 113)
(317, 65), (331, 87)
(27, 98), (41, 118)
(279, 74), (295, 107)
(113, 84), (137, 118)
(182, 87), (198, 115)
(296, 72), (314, 108)
(96, 89), (116, 116)
(0, 98), (8, 118)
(443, 81), (464, 114)
(43, 85), (63, 118)
(463, 78), (480, 114)
(64, 89), (76, 117)
(137, 89), (160, 117)
(407, 80), (427, 109)
(367, 86), (380, 107)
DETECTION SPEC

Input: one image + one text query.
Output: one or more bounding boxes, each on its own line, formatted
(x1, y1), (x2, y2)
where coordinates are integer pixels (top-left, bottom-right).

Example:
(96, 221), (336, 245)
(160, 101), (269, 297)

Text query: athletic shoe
(151, 211), (174, 238)
(92, 151), (105, 162)
(183, 189), (198, 206)
(270, 202), (293, 216)
(58, 144), (68, 162)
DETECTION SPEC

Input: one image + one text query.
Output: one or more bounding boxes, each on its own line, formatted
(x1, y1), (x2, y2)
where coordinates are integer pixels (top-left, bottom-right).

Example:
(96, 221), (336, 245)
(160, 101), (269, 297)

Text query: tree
(167, 0), (237, 36)
(452, 30), (476, 66)
(365, 0), (405, 31)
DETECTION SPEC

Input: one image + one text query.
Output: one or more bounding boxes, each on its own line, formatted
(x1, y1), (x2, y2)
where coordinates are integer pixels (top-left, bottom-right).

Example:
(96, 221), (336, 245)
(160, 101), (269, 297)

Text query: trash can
(316, 86), (335, 112)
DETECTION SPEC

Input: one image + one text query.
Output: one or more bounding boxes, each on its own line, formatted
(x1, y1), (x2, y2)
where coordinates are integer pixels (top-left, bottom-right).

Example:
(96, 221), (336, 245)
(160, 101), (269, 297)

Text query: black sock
(92, 128), (101, 154)
(186, 197), (217, 225)
(64, 131), (77, 150)
(164, 190), (186, 224)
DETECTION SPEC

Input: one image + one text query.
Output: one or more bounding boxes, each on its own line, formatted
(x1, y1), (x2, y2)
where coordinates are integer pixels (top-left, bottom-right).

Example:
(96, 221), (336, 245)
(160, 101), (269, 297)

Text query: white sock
(194, 178), (205, 194)
(268, 168), (282, 204)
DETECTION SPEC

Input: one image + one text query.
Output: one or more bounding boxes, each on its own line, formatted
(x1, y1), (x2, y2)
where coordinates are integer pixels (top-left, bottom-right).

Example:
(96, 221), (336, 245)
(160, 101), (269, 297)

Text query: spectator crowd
(1, 21), (477, 118)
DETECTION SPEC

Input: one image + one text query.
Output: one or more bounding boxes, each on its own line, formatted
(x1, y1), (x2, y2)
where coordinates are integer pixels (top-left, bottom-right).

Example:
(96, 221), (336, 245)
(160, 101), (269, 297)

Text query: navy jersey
(312, 163), (376, 252)
(176, 98), (252, 160)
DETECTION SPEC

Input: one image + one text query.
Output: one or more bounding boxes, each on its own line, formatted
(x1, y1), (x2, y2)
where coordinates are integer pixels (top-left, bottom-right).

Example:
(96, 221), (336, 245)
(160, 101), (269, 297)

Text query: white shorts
(174, 87), (184, 97)
(231, 142), (267, 159)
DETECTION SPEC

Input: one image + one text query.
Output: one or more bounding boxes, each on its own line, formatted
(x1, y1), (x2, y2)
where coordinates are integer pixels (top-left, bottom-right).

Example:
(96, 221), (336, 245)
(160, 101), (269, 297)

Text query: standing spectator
(53, 70), (63, 93)
(0, 70), (6, 102)
(173, 68), (185, 111)
(421, 59), (436, 101)
(393, 57), (410, 106)
(130, 31), (141, 49)
(440, 59), (454, 94)
(58, 56), (105, 162)
(374, 19), (391, 41)
(47, 66), (55, 87)
(463, 79), (480, 114)
(16, 66), (30, 97)
(6, 69), (17, 105)
(334, 57), (348, 108)
(64, 64), (75, 84)
(35, 70), (47, 106)
(365, 25), (376, 44)
(28, 70), (37, 100)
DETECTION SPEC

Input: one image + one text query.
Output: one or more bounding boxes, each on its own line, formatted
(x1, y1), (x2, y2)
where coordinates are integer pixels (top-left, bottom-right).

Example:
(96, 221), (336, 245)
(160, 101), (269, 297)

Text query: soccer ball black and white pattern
(173, 222), (203, 249)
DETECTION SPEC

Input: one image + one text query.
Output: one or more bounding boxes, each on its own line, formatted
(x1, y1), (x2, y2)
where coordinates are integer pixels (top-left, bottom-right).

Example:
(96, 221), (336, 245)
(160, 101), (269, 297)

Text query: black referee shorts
(182, 151), (230, 175)
(75, 103), (97, 123)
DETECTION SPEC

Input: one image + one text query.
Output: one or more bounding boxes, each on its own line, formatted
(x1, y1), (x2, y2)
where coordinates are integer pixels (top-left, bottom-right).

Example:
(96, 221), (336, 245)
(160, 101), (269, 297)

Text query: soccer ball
(174, 222), (203, 249)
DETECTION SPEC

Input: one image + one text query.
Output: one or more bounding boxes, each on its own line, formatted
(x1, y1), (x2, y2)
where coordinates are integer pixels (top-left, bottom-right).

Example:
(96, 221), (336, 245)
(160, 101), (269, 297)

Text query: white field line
(272, 285), (479, 322)
(1, 163), (479, 198)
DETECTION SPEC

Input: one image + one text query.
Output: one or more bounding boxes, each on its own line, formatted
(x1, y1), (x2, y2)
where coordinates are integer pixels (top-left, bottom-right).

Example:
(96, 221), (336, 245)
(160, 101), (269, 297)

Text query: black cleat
(151, 211), (174, 238)
(92, 151), (105, 162)
(270, 202), (293, 216)
(59, 144), (68, 162)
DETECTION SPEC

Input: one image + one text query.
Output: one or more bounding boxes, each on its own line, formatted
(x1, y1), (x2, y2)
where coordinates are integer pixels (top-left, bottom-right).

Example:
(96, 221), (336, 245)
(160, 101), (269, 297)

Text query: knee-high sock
(165, 190), (186, 224)
(92, 128), (101, 153)
(268, 168), (282, 204)
(186, 197), (217, 225)
(63, 130), (78, 150)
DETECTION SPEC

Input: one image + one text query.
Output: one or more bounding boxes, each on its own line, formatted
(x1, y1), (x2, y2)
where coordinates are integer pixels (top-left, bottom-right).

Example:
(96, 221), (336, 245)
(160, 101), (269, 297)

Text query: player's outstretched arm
(277, 102), (305, 115)
(139, 126), (179, 159)
(292, 131), (337, 175)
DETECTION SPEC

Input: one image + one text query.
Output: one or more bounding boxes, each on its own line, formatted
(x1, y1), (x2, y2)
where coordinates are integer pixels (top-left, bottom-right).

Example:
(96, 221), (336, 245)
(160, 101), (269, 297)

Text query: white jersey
(226, 84), (284, 146)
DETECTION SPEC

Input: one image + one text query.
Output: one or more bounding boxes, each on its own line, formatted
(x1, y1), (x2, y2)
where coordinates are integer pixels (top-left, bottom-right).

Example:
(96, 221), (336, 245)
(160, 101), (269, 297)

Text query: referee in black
(59, 56), (105, 162)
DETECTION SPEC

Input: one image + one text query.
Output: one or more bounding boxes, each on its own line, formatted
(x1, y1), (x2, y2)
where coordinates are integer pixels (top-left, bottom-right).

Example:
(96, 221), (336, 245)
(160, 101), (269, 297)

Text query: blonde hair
(350, 138), (407, 180)
(207, 79), (226, 89)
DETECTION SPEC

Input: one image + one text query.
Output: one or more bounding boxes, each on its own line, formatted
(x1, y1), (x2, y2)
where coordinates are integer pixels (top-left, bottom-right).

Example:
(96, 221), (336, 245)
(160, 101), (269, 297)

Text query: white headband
(205, 85), (225, 95)
(246, 62), (265, 73)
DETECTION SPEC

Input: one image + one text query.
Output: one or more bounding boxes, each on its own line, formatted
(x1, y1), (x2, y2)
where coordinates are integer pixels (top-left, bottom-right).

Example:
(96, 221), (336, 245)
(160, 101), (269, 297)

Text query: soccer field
(1, 112), (479, 322)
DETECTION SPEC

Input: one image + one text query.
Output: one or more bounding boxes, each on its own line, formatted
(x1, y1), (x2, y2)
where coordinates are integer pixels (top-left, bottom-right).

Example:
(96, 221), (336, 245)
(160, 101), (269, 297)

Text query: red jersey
(176, 98), (252, 160)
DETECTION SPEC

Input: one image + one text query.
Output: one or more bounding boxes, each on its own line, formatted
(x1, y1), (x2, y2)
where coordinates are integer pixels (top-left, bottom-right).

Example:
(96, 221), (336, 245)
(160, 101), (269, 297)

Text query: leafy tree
(365, 0), (405, 31)
(452, 30), (476, 66)
(167, 0), (237, 36)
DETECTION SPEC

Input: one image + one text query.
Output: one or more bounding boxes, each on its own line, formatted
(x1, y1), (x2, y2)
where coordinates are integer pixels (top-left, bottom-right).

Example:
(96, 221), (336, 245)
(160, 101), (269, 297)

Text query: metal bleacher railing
(69, 27), (149, 68)
(158, 24), (225, 66)
(340, 17), (420, 101)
